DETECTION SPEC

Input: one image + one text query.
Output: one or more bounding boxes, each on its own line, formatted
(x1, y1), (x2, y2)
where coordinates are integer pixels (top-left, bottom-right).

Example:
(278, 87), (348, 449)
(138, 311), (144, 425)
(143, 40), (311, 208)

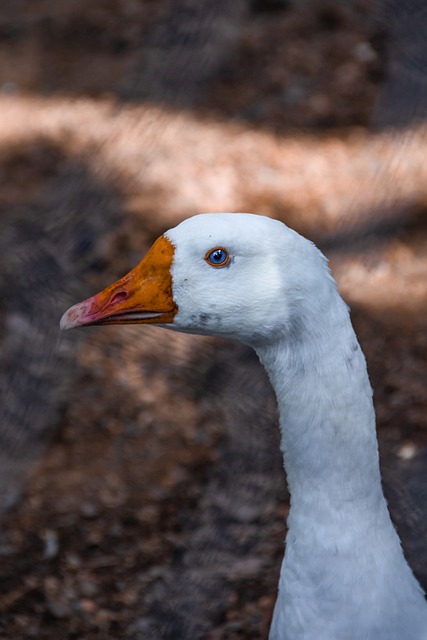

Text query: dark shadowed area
(0, 1), (426, 638)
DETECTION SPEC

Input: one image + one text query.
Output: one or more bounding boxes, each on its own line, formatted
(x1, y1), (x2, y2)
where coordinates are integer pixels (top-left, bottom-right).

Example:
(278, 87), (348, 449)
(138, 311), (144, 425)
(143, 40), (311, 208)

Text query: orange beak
(60, 235), (177, 330)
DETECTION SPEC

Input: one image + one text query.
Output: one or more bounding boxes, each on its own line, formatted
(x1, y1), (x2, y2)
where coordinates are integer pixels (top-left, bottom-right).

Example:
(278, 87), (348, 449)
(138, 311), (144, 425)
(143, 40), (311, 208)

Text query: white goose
(61, 213), (427, 640)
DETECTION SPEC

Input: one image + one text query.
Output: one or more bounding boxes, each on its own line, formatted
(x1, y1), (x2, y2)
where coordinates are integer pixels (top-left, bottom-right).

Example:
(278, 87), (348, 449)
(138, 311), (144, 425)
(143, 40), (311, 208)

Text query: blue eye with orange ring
(205, 247), (230, 267)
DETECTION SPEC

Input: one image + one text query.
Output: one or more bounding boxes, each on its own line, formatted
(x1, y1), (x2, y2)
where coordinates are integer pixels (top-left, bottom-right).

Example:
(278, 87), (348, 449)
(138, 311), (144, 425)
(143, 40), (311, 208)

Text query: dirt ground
(0, 1), (427, 639)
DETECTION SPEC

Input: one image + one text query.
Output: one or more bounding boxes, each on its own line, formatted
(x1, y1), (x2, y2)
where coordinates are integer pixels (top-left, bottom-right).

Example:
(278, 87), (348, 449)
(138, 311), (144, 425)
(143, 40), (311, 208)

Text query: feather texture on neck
(256, 285), (427, 640)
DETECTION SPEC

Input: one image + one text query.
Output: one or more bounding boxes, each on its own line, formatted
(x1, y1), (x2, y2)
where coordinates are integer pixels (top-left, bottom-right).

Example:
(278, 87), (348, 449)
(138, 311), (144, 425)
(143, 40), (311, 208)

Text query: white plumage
(62, 213), (427, 639)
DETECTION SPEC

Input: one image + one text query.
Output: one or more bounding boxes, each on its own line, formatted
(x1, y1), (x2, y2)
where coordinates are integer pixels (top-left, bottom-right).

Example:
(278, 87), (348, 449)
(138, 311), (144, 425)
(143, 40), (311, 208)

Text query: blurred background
(0, 0), (426, 638)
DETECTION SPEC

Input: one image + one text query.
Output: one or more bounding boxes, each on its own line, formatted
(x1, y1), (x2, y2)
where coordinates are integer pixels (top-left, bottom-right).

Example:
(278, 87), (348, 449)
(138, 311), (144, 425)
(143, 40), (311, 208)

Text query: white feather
(164, 213), (427, 640)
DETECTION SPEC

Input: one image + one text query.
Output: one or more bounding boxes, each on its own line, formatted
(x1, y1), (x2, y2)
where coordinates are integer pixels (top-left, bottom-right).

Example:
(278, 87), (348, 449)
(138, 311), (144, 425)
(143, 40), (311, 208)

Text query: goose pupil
(212, 250), (224, 262)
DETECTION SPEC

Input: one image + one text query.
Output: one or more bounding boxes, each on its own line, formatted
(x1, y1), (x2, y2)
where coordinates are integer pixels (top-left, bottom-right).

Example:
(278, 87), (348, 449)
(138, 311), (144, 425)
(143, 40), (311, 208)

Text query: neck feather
(257, 297), (385, 537)
(256, 290), (427, 639)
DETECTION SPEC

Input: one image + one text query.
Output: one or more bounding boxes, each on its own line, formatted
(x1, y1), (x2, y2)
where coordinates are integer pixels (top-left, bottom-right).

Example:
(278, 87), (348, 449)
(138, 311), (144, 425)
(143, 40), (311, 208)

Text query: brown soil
(0, 2), (426, 639)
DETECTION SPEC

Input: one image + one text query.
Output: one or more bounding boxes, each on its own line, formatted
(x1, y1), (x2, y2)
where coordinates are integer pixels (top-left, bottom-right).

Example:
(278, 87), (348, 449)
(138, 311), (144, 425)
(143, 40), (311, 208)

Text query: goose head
(60, 213), (334, 347)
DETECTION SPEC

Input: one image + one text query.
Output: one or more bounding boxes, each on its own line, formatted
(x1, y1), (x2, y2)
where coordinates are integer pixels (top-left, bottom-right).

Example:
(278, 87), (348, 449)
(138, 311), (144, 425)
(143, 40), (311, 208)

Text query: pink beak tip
(60, 301), (90, 331)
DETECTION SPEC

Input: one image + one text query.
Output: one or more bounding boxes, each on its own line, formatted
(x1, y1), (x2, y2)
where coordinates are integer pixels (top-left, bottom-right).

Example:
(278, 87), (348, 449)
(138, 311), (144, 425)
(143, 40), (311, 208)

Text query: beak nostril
(110, 290), (128, 305)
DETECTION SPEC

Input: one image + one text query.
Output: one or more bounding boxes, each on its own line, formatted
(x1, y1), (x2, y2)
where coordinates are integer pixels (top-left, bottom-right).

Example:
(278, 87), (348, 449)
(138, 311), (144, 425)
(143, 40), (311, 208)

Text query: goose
(60, 213), (427, 640)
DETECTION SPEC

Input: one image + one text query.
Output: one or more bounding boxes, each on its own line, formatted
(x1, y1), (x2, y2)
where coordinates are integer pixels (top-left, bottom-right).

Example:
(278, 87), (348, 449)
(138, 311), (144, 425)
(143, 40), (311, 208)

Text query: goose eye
(205, 247), (229, 267)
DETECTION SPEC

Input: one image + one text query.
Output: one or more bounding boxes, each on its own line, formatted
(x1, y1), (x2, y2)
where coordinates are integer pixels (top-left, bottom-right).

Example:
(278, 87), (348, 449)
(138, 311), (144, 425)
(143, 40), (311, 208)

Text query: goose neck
(256, 314), (384, 520)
